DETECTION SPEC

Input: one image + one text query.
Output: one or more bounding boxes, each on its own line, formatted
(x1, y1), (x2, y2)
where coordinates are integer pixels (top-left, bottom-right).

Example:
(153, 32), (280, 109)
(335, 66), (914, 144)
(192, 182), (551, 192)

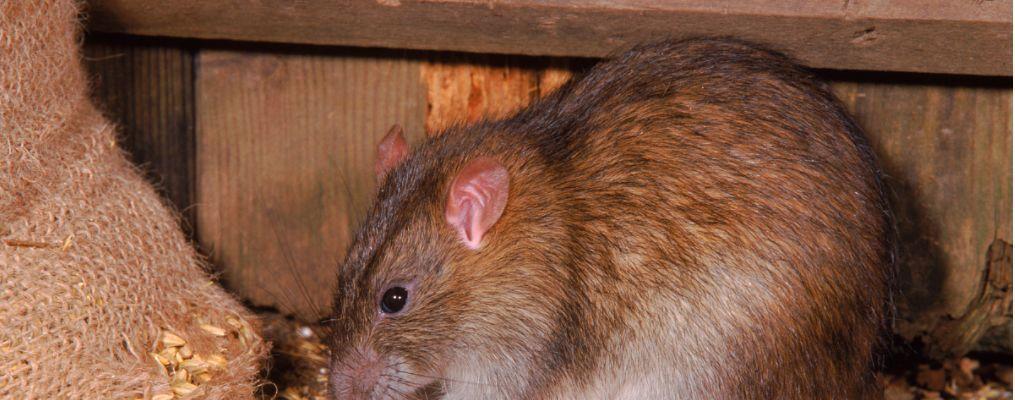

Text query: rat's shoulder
(593, 38), (814, 85)
(544, 39), (829, 118)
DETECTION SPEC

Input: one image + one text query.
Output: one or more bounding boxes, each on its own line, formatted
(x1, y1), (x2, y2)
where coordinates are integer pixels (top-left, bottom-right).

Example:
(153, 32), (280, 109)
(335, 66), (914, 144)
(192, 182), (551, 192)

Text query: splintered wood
(830, 80), (1013, 355)
(422, 55), (573, 135)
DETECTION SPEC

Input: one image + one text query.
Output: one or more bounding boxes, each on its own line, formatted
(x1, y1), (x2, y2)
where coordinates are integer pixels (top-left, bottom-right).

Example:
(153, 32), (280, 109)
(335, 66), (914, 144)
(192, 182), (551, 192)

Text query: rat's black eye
(380, 286), (408, 314)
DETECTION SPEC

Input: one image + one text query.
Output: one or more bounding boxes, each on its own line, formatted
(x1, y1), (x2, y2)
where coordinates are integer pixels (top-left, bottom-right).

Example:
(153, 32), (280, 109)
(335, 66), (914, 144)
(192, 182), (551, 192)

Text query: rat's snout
(330, 346), (385, 399)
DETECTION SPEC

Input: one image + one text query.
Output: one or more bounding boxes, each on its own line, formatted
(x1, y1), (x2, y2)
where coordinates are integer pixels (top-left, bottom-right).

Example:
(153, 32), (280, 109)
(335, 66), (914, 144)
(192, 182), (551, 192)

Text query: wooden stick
(4, 239), (54, 248)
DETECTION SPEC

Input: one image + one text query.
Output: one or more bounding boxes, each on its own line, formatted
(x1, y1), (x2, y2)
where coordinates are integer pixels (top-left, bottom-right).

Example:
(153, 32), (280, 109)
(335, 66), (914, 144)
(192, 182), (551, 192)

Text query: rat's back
(493, 38), (893, 399)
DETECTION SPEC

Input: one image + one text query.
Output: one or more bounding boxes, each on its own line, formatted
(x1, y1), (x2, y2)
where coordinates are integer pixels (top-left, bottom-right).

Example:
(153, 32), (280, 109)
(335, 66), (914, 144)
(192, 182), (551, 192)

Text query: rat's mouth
(411, 380), (445, 399)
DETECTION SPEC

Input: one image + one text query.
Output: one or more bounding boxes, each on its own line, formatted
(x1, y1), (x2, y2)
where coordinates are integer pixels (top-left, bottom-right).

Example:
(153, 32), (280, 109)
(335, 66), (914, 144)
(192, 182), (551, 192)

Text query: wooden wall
(84, 38), (196, 233)
(83, 35), (1011, 356)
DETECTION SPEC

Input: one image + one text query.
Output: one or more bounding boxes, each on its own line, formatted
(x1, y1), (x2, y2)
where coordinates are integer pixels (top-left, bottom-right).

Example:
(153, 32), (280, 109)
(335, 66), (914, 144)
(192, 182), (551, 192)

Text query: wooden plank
(86, 0), (1012, 76)
(195, 48), (426, 320)
(83, 37), (196, 233)
(830, 77), (1013, 356)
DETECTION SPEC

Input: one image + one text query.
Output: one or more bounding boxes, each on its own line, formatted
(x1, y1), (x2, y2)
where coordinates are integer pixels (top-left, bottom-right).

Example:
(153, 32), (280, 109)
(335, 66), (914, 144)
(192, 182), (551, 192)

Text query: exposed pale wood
(83, 38), (196, 233)
(537, 59), (576, 98)
(195, 48), (426, 319)
(422, 54), (540, 134)
(86, 0), (1012, 76)
(830, 78), (1012, 356)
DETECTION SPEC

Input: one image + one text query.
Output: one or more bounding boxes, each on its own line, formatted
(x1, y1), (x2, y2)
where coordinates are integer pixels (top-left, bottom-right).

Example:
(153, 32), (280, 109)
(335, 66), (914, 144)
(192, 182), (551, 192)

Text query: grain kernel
(178, 344), (193, 359)
(151, 352), (170, 366)
(173, 368), (190, 384)
(171, 381), (198, 396)
(200, 324), (227, 337)
(194, 372), (212, 384)
(160, 346), (178, 361)
(161, 332), (186, 348)
(206, 354), (227, 369)
(180, 358), (208, 375)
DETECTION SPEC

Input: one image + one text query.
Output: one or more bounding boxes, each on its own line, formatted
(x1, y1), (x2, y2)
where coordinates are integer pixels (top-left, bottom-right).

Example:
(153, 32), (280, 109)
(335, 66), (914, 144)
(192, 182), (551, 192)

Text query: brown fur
(329, 38), (893, 399)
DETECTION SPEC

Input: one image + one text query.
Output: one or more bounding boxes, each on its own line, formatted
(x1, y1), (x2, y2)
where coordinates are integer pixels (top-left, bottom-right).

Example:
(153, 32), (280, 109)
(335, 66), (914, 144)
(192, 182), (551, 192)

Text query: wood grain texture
(83, 37), (196, 233)
(422, 55), (583, 134)
(830, 78), (1013, 355)
(195, 48), (426, 319)
(86, 0), (1012, 76)
(537, 59), (575, 98)
(422, 54), (539, 134)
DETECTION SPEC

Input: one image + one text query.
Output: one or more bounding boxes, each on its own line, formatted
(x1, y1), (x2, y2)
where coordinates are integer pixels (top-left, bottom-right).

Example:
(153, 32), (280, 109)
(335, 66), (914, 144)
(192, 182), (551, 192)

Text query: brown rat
(327, 38), (893, 399)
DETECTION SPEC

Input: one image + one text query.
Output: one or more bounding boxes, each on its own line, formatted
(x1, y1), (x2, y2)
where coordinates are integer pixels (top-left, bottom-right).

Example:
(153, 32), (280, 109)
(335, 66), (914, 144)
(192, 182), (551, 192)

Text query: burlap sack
(0, 1), (267, 398)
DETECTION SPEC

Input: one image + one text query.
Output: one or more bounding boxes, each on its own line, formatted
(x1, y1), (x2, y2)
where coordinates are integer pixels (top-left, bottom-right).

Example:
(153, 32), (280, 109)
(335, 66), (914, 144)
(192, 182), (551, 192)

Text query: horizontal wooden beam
(86, 0), (1012, 76)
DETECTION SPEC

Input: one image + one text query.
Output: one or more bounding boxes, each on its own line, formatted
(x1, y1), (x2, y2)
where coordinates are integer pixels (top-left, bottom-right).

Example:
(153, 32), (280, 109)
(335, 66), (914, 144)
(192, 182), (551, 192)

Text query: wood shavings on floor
(258, 313), (329, 400)
(882, 355), (1012, 400)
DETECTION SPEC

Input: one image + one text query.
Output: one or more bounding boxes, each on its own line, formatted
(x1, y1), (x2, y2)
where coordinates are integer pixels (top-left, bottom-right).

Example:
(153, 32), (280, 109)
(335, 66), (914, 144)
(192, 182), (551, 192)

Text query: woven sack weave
(1, 1), (267, 398)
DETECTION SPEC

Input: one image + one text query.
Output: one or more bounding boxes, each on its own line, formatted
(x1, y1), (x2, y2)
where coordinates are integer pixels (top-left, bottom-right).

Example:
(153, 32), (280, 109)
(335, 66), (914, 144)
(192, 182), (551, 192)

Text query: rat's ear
(445, 157), (509, 249)
(375, 124), (409, 182)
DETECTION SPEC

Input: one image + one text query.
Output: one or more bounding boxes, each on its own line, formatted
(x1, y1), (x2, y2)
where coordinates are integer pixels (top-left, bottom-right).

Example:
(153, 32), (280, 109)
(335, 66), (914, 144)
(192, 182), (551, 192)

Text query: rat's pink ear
(375, 124), (409, 182)
(445, 157), (509, 249)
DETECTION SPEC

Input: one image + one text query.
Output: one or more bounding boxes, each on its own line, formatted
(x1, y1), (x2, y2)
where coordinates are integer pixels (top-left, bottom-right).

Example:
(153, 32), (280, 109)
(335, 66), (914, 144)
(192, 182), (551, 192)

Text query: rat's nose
(331, 347), (384, 399)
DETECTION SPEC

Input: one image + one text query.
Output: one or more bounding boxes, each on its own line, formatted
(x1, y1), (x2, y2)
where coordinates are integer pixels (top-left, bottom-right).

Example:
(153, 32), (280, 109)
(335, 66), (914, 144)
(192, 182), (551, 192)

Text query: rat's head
(327, 125), (561, 399)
